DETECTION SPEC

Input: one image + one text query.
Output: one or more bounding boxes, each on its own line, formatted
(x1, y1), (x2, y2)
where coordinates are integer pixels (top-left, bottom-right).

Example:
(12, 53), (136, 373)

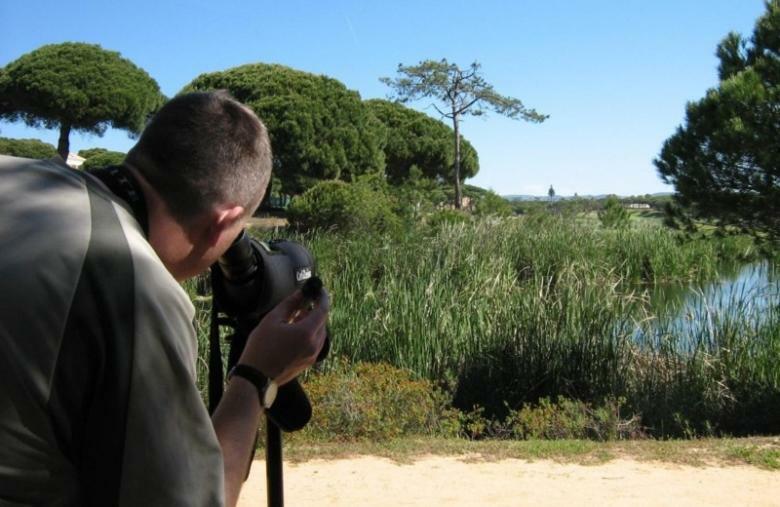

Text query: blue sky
(0, 1), (768, 196)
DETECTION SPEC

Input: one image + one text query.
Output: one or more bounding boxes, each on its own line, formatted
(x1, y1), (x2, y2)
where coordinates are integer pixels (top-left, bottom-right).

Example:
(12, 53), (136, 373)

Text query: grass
(280, 437), (606, 465)
(296, 216), (775, 436)
(276, 436), (780, 470)
(189, 214), (778, 439)
(726, 442), (780, 469)
(301, 216), (760, 378)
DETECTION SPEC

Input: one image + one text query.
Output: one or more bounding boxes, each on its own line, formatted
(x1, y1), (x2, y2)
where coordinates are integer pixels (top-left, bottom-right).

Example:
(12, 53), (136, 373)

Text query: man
(0, 91), (329, 506)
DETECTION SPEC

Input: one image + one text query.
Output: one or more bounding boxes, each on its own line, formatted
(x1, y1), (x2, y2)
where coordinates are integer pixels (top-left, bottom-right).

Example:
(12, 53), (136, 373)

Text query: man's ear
(206, 205), (245, 247)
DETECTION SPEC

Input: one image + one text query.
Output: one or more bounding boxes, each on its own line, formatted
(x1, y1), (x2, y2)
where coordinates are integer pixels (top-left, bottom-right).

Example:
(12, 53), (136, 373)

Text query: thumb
(269, 289), (304, 320)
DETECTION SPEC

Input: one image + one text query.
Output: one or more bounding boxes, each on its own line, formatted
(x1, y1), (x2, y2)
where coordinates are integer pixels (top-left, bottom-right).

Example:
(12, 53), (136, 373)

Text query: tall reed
(190, 216), (777, 436)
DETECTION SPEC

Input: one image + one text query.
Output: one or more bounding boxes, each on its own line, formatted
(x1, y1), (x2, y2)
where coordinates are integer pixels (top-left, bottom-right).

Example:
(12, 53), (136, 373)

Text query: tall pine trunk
(452, 113), (462, 209)
(57, 122), (71, 162)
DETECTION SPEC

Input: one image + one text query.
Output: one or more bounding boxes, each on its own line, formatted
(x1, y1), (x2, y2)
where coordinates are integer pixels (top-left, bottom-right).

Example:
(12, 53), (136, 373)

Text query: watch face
(263, 381), (279, 408)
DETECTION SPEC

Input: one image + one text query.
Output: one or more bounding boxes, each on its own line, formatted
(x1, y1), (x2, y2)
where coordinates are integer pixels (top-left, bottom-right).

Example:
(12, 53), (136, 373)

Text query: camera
(207, 229), (329, 431)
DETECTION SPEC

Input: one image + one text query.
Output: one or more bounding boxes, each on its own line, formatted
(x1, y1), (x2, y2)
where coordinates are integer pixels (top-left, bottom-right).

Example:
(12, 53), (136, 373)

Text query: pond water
(636, 261), (779, 341)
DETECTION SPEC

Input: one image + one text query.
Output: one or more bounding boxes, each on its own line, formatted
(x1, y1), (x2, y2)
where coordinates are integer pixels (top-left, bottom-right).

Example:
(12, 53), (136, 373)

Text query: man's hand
(213, 288), (329, 506)
(238, 288), (330, 385)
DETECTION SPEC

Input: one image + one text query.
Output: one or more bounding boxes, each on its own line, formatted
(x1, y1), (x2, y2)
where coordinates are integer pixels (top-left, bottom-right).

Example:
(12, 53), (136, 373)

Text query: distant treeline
(509, 194), (673, 215)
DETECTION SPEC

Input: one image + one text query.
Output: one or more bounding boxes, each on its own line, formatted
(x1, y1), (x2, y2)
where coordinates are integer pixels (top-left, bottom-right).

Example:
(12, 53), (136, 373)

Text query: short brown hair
(126, 91), (271, 222)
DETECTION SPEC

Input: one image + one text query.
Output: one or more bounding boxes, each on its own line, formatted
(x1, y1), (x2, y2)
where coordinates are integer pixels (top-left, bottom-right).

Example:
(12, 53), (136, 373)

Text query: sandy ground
(238, 456), (780, 507)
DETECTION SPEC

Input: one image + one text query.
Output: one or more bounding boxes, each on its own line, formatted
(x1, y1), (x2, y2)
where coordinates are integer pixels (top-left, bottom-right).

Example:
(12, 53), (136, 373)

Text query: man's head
(125, 91), (272, 280)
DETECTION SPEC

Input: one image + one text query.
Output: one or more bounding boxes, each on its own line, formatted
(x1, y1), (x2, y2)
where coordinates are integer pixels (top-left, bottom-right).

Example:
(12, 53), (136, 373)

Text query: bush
(300, 360), (456, 441)
(455, 397), (643, 441)
(80, 150), (125, 170)
(0, 137), (58, 159)
(508, 396), (643, 441)
(391, 171), (447, 221)
(474, 190), (513, 217)
(599, 195), (630, 228)
(286, 179), (400, 233)
(424, 208), (471, 229)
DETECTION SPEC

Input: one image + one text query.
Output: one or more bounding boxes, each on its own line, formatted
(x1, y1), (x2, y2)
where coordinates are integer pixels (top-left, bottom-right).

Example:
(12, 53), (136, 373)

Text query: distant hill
(503, 192), (672, 202)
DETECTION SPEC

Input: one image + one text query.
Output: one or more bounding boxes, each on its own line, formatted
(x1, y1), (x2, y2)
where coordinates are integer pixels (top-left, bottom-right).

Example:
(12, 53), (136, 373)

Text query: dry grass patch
(276, 436), (780, 470)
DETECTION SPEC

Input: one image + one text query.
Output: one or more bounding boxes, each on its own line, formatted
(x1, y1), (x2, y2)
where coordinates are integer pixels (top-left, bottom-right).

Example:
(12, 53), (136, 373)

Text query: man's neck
(123, 163), (201, 280)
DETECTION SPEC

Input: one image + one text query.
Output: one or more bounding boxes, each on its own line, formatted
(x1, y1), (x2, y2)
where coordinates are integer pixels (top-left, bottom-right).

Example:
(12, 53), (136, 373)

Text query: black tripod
(208, 299), (313, 507)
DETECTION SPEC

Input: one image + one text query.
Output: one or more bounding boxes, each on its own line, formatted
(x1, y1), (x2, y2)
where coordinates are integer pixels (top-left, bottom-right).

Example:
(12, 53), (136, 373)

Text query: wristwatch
(228, 364), (279, 409)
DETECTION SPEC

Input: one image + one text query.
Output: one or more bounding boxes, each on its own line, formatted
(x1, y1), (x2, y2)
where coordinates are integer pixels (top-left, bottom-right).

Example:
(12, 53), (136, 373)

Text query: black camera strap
(88, 165), (149, 237)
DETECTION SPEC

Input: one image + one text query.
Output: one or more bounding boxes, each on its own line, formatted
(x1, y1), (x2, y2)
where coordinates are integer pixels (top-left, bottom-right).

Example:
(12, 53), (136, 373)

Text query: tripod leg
(266, 418), (284, 507)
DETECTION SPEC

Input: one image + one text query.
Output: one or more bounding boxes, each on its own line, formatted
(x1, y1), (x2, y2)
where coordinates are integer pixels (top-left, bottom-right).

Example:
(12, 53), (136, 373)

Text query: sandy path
(238, 456), (779, 506)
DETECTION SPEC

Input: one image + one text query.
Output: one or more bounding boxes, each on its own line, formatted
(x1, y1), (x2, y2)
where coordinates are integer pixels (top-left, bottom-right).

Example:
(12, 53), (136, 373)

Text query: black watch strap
(229, 364), (269, 388)
(228, 364), (276, 407)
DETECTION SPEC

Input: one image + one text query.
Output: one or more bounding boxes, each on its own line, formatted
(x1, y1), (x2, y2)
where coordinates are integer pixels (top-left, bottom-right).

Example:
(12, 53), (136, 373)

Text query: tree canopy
(365, 99), (478, 184)
(0, 42), (165, 160)
(655, 0), (780, 239)
(79, 148), (126, 170)
(0, 137), (58, 159)
(381, 59), (547, 208)
(183, 64), (385, 195)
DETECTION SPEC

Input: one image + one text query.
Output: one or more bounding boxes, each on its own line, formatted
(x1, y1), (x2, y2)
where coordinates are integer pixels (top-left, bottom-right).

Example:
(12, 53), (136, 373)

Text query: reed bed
(190, 216), (778, 437)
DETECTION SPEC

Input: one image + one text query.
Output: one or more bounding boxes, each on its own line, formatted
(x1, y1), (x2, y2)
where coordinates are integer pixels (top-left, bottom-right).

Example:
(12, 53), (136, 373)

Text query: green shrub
(599, 195), (630, 228)
(286, 179), (400, 233)
(80, 150), (125, 170)
(392, 173), (448, 221)
(300, 360), (456, 441)
(455, 406), (493, 439)
(424, 208), (471, 229)
(452, 397), (643, 441)
(507, 396), (642, 441)
(474, 190), (513, 217)
(0, 137), (58, 159)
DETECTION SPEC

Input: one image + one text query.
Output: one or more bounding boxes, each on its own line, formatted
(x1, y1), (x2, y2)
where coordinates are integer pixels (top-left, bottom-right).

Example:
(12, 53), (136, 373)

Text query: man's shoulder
(133, 248), (195, 318)
(0, 154), (80, 180)
(0, 154), (64, 167)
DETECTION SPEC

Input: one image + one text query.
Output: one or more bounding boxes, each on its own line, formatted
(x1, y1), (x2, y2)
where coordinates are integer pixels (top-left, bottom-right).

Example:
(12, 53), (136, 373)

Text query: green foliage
(188, 217), (775, 440)
(507, 397), (641, 441)
(365, 99), (478, 183)
(381, 59), (547, 208)
(455, 397), (642, 441)
(78, 147), (110, 159)
(655, 1), (780, 240)
(380, 59), (547, 123)
(0, 42), (165, 158)
(300, 360), (456, 441)
(392, 172), (448, 221)
(424, 208), (472, 229)
(663, 201), (697, 231)
(298, 217), (773, 437)
(80, 150), (126, 170)
(509, 195), (671, 220)
(182, 64), (385, 194)
(473, 190), (513, 217)
(598, 195), (630, 228)
(0, 137), (57, 159)
(728, 444), (780, 469)
(286, 179), (400, 233)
